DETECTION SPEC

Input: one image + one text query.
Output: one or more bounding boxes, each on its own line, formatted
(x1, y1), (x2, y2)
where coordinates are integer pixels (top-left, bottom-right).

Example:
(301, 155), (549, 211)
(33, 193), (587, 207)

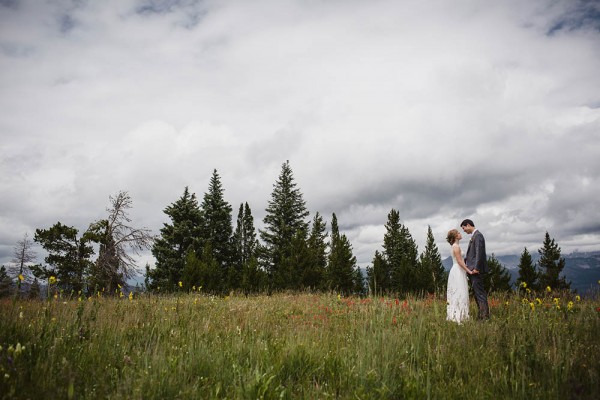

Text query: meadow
(1, 289), (599, 399)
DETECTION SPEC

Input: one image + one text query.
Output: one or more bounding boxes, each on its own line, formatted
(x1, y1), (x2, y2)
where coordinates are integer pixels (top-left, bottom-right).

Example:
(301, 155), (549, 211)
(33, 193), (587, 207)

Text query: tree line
(1, 161), (571, 298)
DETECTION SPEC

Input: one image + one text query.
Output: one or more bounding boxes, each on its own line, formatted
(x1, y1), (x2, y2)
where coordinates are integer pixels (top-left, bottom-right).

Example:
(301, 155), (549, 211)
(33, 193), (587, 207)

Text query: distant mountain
(443, 251), (600, 296)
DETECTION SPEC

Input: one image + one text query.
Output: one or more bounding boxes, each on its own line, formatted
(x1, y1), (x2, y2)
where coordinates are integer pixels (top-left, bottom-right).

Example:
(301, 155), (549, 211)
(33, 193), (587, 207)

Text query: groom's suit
(465, 229), (490, 319)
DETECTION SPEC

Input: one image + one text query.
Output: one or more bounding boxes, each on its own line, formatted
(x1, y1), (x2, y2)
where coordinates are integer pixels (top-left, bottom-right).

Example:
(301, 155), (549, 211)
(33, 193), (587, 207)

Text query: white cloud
(1, 0), (600, 268)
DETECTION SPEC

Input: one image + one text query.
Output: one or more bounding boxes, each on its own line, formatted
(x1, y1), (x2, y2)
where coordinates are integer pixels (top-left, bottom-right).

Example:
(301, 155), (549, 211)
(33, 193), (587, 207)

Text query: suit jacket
(465, 230), (488, 274)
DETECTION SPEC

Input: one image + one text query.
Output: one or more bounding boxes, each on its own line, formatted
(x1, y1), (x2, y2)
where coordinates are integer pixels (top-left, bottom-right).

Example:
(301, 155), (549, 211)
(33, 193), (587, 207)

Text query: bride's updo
(446, 229), (459, 244)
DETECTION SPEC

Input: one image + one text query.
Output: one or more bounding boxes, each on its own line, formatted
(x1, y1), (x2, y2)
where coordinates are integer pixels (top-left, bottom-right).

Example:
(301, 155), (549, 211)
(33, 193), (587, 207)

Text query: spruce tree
(327, 213), (358, 295)
(485, 254), (512, 293)
(516, 247), (539, 292)
(232, 202), (259, 291)
(382, 209), (419, 295)
(199, 170), (233, 290)
(366, 250), (389, 296)
(418, 225), (446, 294)
(0, 266), (12, 298)
(149, 187), (202, 291)
(304, 212), (328, 290)
(538, 232), (570, 291)
(259, 161), (309, 290)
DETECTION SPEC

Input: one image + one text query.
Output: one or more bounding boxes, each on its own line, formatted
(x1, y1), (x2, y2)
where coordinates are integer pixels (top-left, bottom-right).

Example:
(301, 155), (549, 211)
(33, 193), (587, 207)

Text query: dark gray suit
(465, 229), (490, 319)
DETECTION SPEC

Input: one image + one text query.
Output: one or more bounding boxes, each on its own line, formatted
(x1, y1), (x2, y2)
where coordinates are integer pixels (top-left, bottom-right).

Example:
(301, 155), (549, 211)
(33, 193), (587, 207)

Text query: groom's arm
(473, 233), (485, 272)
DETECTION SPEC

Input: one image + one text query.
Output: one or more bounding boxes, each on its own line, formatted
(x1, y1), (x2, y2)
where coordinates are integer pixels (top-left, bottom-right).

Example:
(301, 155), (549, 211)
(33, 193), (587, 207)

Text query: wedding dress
(447, 243), (469, 323)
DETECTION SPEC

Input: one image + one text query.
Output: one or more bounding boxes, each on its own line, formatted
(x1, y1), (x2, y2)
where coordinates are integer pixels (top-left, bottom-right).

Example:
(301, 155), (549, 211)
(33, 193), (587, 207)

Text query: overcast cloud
(1, 0), (599, 271)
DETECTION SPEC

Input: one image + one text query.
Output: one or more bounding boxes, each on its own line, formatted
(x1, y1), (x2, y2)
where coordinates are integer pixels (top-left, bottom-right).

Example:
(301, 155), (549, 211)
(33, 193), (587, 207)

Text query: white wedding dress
(447, 243), (469, 323)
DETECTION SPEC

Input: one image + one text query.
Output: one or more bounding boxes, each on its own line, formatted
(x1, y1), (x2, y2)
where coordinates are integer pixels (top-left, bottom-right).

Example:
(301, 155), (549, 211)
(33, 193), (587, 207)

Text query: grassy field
(1, 290), (599, 399)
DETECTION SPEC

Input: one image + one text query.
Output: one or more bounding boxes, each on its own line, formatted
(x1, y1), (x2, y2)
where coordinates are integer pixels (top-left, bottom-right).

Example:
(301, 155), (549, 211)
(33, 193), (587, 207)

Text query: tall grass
(1, 290), (599, 399)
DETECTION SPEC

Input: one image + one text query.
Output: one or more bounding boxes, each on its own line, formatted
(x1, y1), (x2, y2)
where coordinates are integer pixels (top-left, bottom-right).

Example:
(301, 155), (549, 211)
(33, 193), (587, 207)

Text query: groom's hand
(472, 269), (480, 275)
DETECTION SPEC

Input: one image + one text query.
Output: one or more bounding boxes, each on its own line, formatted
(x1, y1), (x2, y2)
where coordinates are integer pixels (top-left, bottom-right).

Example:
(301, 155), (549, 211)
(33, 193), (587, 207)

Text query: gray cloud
(1, 0), (600, 270)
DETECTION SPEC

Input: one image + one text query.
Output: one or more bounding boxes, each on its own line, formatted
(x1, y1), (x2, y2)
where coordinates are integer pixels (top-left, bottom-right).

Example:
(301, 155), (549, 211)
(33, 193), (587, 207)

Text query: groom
(461, 219), (490, 320)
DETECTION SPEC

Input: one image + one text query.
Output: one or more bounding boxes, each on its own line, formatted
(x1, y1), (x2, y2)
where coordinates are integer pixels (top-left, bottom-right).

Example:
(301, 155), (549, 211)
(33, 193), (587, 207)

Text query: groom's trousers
(468, 274), (490, 320)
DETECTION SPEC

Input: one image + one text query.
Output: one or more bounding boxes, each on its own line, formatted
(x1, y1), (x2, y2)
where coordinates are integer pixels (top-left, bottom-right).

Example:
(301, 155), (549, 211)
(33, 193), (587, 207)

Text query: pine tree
(538, 232), (570, 292)
(34, 222), (95, 294)
(259, 161), (309, 290)
(366, 250), (389, 296)
(516, 247), (539, 292)
(232, 202), (259, 291)
(327, 213), (358, 295)
(304, 212), (328, 290)
(485, 255), (512, 293)
(149, 187), (202, 291)
(418, 226), (446, 294)
(0, 266), (12, 298)
(199, 170), (234, 290)
(382, 210), (419, 295)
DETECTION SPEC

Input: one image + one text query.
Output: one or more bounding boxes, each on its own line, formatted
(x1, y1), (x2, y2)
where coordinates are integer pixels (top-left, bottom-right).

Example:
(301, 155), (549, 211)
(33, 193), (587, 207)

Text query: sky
(1, 0), (600, 273)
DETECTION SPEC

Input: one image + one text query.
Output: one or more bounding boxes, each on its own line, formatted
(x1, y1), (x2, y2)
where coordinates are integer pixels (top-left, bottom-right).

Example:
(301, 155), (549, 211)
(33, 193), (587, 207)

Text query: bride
(446, 229), (472, 323)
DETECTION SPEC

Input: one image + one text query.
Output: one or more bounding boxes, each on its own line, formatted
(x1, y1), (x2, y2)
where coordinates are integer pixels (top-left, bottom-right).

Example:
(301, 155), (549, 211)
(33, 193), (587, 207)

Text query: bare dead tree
(88, 191), (154, 292)
(11, 233), (37, 281)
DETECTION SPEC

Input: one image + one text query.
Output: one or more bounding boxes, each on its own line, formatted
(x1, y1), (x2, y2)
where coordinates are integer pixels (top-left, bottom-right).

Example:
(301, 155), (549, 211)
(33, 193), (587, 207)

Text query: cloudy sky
(1, 0), (599, 272)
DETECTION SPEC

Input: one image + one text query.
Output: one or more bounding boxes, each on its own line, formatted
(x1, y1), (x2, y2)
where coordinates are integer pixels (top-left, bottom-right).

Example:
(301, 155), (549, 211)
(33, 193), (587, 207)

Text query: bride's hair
(446, 229), (459, 244)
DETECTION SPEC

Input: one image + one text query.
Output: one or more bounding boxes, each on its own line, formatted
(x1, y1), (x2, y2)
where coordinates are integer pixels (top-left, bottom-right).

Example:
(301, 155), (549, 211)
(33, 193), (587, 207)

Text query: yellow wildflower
(192, 286), (196, 291)
(18, 274), (24, 282)
(529, 302), (535, 310)
(567, 301), (574, 311)
(178, 281), (183, 288)
(546, 286), (551, 293)
(526, 288), (531, 294)
(129, 292), (134, 301)
(119, 291), (124, 298)
(576, 295), (581, 302)
(49, 276), (57, 285)
(553, 297), (560, 305)
(520, 282), (527, 288)
(536, 298), (542, 305)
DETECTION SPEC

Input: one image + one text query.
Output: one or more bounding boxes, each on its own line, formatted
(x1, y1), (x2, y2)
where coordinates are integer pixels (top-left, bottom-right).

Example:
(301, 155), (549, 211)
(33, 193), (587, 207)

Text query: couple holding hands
(446, 219), (490, 323)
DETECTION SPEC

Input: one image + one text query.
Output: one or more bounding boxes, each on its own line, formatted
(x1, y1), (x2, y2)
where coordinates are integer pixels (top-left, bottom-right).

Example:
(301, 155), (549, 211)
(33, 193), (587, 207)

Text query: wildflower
(536, 298), (542, 305)
(337, 294), (341, 300)
(18, 274), (24, 282)
(49, 276), (57, 285)
(129, 292), (133, 301)
(522, 298), (528, 305)
(520, 282), (527, 288)
(526, 288), (531, 294)
(119, 291), (124, 298)
(192, 286), (196, 291)
(529, 302), (535, 310)
(553, 297), (560, 305)
(118, 284), (122, 289)
(178, 281), (183, 288)
(567, 301), (574, 311)
(576, 295), (581, 302)
(546, 286), (551, 293)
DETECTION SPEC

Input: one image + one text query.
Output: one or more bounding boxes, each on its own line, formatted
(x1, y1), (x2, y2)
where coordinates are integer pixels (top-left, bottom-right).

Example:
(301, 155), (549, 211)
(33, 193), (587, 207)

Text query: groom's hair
(460, 219), (475, 228)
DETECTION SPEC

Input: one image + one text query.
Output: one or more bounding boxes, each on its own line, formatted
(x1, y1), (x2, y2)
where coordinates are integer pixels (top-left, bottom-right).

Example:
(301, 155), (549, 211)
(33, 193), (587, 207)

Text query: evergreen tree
(538, 232), (570, 291)
(366, 250), (389, 296)
(259, 161), (309, 290)
(199, 170), (233, 290)
(0, 266), (12, 298)
(304, 212), (328, 290)
(327, 213), (358, 295)
(232, 202), (259, 291)
(34, 222), (95, 294)
(418, 226), (446, 294)
(484, 254), (512, 293)
(382, 209), (419, 295)
(516, 247), (539, 292)
(149, 187), (202, 291)
(183, 243), (221, 293)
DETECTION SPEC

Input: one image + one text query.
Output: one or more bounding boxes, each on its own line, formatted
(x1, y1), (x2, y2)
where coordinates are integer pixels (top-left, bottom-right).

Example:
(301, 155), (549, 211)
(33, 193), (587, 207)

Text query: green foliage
(418, 225), (446, 294)
(149, 187), (202, 291)
(0, 266), (12, 298)
(259, 161), (309, 290)
(304, 212), (328, 290)
(538, 232), (571, 291)
(485, 254), (513, 293)
(1, 293), (599, 399)
(232, 202), (260, 291)
(516, 247), (539, 292)
(366, 250), (389, 296)
(33, 222), (95, 294)
(199, 170), (234, 280)
(327, 213), (361, 295)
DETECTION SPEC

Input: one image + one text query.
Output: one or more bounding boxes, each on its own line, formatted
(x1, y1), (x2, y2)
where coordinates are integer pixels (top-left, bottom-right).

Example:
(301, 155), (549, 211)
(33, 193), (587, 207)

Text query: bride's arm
(452, 245), (471, 274)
